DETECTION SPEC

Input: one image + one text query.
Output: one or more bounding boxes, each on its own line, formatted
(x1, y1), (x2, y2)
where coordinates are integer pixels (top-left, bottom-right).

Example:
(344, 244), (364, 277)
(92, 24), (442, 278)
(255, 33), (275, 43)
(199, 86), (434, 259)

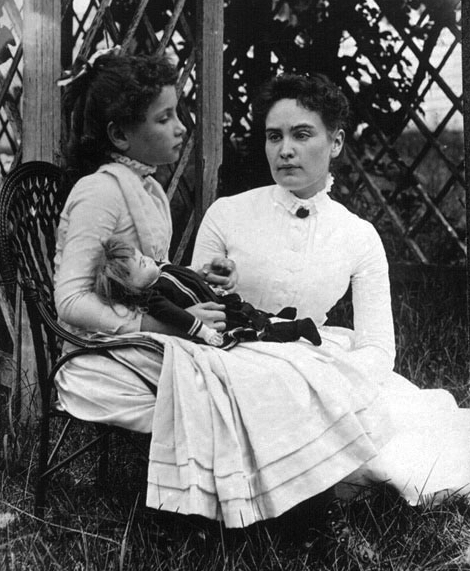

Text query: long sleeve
(54, 174), (143, 334)
(192, 202), (228, 269)
(145, 288), (203, 337)
(349, 222), (396, 372)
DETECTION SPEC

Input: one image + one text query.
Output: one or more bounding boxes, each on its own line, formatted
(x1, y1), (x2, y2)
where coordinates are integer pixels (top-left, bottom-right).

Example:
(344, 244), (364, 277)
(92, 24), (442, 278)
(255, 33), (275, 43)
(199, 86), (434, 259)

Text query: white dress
(54, 159), (171, 432)
(191, 180), (470, 508)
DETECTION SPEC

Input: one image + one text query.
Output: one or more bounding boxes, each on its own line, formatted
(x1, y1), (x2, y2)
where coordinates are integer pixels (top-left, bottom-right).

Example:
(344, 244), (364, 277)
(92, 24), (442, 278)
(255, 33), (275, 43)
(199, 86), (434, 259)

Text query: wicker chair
(0, 161), (163, 516)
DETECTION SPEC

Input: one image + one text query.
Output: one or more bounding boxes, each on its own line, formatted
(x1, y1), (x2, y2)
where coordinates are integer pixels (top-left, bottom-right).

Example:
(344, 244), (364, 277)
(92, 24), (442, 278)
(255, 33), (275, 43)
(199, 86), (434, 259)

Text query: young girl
(93, 237), (322, 349)
(54, 48), (235, 429)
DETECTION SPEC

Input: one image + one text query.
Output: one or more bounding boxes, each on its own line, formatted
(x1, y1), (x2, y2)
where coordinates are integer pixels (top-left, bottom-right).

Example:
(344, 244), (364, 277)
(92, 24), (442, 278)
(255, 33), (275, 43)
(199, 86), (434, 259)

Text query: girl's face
(264, 98), (344, 198)
(126, 250), (161, 289)
(121, 85), (186, 167)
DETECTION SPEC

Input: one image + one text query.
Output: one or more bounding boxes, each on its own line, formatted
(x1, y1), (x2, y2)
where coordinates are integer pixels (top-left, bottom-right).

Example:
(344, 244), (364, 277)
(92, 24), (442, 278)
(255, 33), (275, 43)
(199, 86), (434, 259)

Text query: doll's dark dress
(138, 262), (321, 348)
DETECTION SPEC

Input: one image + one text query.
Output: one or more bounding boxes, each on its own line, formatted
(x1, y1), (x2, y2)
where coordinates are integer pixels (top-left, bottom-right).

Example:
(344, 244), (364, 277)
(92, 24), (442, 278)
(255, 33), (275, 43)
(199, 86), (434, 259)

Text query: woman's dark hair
(63, 52), (179, 177)
(252, 73), (349, 133)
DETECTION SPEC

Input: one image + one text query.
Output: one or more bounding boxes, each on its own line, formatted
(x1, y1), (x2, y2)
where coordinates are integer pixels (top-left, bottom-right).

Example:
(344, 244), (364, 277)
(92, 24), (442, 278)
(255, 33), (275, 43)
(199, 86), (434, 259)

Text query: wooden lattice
(0, 0), (23, 177)
(342, 1), (465, 265)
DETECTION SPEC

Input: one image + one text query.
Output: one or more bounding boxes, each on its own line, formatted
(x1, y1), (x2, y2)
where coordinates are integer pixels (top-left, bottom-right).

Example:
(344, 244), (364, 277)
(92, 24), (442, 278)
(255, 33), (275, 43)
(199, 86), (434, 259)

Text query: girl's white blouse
(192, 183), (396, 370)
(54, 165), (171, 336)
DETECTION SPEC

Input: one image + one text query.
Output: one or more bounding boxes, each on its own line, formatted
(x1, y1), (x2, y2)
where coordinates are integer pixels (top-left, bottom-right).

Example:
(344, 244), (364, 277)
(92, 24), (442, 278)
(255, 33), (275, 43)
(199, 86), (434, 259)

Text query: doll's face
(126, 249), (161, 289)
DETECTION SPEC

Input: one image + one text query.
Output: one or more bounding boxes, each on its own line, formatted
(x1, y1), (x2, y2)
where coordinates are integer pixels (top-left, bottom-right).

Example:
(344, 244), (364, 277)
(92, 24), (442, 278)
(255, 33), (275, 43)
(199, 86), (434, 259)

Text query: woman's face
(121, 85), (187, 167)
(264, 98), (344, 198)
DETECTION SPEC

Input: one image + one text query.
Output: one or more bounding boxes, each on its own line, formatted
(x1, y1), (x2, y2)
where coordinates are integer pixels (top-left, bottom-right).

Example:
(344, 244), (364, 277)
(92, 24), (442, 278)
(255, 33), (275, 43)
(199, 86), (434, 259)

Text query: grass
(1, 278), (470, 570)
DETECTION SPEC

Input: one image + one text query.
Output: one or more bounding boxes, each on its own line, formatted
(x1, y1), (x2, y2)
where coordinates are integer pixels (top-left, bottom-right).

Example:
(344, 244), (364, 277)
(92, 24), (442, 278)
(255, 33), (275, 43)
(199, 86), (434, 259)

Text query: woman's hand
(199, 257), (238, 294)
(186, 302), (227, 332)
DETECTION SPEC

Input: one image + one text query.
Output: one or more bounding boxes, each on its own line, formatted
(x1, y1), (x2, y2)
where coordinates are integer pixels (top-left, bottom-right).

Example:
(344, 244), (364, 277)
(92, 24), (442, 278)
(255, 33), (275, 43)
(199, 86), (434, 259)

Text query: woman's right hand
(186, 302), (227, 332)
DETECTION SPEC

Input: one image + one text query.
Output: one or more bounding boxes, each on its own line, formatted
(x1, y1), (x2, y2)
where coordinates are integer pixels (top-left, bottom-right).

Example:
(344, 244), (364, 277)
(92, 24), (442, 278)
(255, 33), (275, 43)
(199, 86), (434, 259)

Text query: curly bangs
(253, 73), (349, 133)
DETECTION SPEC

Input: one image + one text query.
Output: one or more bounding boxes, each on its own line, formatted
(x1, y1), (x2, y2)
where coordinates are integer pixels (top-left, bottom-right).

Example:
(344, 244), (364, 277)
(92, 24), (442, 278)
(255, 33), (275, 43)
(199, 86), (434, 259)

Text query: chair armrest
(36, 297), (162, 352)
(49, 334), (164, 398)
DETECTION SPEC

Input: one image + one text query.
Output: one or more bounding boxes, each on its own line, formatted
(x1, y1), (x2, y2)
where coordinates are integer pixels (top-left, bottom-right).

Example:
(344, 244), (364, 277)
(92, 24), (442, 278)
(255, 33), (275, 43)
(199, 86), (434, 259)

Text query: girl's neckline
(110, 153), (157, 177)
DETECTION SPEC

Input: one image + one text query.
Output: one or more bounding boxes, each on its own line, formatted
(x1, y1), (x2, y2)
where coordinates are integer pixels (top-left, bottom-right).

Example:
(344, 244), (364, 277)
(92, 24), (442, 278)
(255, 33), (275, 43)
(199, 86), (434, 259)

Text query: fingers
(199, 301), (226, 311)
(189, 301), (227, 331)
(210, 257), (234, 277)
(205, 273), (231, 287)
(200, 258), (237, 289)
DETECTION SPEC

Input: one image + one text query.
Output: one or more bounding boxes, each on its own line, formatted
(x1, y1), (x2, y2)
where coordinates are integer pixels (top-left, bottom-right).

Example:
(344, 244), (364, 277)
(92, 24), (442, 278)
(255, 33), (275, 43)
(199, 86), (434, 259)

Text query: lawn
(1, 276), (469, 570)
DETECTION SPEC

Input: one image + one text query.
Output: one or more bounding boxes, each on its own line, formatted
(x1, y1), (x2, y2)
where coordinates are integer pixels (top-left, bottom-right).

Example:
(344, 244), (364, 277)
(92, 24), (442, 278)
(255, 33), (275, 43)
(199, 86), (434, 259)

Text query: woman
(192, 73), (470, 508)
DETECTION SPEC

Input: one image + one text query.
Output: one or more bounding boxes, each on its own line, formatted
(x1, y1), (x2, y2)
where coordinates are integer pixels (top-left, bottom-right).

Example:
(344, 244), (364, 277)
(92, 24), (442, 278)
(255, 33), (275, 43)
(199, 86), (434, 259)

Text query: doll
(94, 237), (322, 349)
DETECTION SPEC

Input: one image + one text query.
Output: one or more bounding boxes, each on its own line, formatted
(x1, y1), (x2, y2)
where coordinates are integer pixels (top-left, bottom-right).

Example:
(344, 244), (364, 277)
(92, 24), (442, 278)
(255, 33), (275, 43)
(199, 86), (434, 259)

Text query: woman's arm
(192, 200), (238, 291)
(192, 200), (228, 270)
(349, 222), (396, 372)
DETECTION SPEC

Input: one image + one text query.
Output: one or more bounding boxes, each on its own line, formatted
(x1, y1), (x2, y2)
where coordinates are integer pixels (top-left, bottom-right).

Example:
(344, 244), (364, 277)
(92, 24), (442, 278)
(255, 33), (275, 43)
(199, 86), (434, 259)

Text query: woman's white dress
(191, 181), (470, 515)
(54, 162), (470, 527)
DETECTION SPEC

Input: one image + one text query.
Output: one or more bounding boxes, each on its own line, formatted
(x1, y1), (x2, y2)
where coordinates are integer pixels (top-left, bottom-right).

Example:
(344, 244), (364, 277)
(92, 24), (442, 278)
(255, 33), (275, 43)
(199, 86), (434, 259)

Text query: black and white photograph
(0, 1), (468, 569)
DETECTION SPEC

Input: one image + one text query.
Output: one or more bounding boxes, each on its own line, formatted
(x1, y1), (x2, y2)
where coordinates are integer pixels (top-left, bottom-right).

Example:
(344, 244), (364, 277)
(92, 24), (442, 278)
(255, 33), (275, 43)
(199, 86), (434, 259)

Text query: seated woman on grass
(93, 236), (321, 348)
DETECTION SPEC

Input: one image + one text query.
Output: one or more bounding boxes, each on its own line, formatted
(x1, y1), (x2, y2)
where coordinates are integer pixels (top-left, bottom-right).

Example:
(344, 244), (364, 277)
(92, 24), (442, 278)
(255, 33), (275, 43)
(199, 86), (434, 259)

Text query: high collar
(110, 152), (157, 177)
(273, 174), (334, 217)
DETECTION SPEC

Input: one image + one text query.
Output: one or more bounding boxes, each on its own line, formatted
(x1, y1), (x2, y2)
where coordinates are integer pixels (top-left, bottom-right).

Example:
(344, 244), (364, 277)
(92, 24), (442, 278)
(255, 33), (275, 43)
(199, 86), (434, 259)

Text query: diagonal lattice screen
(0, 0), (23, 177)
(339, 0), (464, 265)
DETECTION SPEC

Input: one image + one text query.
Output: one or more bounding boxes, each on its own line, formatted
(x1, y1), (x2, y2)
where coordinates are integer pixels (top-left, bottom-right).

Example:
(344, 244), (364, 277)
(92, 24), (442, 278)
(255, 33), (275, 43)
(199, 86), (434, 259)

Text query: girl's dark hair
(63, 52), (179, 177)
(252, 73), (349, 133)
(93, 237), (147, 311)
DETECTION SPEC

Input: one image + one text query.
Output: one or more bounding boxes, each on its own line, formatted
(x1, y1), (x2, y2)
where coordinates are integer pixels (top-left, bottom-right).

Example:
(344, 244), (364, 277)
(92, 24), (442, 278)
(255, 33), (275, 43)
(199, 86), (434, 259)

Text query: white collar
(273, 174), (334, 217)
(110, 153), (157, 177)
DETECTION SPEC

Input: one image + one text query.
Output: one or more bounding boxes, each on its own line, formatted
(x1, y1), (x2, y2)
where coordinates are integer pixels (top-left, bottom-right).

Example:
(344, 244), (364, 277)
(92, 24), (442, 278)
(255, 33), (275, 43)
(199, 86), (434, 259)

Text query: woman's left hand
(199, 257), (238, 294)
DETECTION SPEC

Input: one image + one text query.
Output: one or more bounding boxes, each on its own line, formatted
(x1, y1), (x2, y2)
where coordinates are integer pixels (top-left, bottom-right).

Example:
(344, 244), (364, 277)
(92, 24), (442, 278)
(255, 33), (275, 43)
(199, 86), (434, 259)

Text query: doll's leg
(275, 307), (297, 320)
(262, 318), (322, 346)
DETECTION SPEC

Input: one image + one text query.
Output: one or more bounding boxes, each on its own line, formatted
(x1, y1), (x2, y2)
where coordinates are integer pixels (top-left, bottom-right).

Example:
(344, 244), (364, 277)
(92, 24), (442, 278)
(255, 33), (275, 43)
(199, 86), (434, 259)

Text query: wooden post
(195, 0), (223, 223)
(23, 0), (61, 163)
(18, 0), (61, 419)
(462, 0), (470, 377)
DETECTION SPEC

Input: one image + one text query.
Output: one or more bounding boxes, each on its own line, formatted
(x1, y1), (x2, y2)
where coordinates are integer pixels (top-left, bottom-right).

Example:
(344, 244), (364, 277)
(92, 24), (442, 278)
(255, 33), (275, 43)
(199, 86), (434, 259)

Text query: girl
(54, 48), (235, 430)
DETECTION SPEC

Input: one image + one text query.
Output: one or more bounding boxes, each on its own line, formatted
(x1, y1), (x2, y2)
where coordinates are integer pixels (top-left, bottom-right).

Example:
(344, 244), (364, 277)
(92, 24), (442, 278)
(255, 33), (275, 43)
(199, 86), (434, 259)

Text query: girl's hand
(199, 258), (238, 293)
(187, 301), (227, 332)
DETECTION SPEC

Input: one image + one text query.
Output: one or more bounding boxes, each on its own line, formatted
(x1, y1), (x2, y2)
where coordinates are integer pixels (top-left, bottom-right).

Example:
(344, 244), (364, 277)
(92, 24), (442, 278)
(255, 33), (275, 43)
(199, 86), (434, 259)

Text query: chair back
(0, 161), (71, 373)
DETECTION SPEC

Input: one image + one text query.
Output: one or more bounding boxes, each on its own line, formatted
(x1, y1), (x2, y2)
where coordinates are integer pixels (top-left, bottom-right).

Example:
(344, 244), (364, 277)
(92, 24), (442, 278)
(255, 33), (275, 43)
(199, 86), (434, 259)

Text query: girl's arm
(55, 177), (143, 334)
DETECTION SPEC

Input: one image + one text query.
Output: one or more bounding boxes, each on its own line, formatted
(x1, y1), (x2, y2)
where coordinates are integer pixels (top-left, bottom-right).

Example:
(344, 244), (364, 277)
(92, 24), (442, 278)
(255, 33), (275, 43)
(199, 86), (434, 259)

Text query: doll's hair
(252, 73), (349, 134)
(93, 237), (147, 310)
(63, 52), (179, 178)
